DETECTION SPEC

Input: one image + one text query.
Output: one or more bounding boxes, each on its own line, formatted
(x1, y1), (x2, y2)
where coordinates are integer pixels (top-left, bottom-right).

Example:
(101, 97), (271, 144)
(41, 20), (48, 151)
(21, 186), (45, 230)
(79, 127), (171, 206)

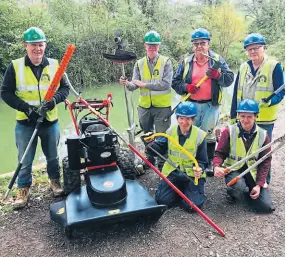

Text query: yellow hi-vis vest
(13, 57), (59, 122)
(137, 55), (171, 108)
(237, 59), (279, 123)
(162, 125), (207, 178)
(183, 52), (222, 104)
(223, 124), (267, 182)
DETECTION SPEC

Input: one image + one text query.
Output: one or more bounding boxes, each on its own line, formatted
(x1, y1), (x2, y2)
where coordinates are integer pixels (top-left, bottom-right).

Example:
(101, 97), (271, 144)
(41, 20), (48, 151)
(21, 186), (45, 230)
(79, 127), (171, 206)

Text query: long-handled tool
(227, 135), (285, 187)
(144, 133), (202, 185)
(103, 31), (137, 146)
(163, 75), (209, 122)
(146, 144), (195, 183)
(262, 84), (285, 103)
(67, 84), (225, 237)
(223, 135), (285, 174)
(3, 44), (76, 201)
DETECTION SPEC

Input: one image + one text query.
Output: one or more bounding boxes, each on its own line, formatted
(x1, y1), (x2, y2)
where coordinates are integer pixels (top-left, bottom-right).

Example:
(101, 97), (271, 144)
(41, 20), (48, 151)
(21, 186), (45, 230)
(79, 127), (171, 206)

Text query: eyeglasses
(246, 45), (263, 53)
(192, 41), (208, 47)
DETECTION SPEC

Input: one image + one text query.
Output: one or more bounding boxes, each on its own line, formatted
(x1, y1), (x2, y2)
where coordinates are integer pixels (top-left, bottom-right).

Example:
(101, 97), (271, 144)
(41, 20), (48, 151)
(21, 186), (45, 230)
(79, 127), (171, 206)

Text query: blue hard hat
(176, 102), (197, 117)
(244, 33), (266, 49)
(237, 99), (259, 114)
(191, 28), (211, 42)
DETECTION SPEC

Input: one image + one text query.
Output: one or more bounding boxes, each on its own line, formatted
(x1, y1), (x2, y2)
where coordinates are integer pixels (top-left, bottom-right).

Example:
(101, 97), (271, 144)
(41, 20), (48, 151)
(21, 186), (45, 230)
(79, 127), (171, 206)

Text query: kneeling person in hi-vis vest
(1, 27), (70, 209)
(119, 30), (173, 173)
(214, 99), (274, 213)
(146, 102), (208, 211)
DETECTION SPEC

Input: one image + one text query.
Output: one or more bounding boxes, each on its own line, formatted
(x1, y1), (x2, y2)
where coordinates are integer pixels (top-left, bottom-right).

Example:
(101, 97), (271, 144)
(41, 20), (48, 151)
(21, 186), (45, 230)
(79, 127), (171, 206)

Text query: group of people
(0, 26), (284, 213)
(120, 28), (284, 213)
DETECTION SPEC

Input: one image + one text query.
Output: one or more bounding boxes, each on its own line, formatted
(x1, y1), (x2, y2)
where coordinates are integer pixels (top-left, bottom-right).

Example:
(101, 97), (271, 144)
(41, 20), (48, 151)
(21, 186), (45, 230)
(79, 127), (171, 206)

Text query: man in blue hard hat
(214, 99), (274, 213)
(145, 101), (208, 211)
(230, 33), (285, 184)
(172, 28), (234, 177)
(1, 27), (70, 209)
(120, 30), (173, 174)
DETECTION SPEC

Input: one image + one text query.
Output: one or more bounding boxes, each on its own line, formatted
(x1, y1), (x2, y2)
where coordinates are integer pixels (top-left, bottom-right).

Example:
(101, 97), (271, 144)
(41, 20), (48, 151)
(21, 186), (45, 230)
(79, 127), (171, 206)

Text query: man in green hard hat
(120, 30), (173, 173)
(1, 27), (70, 209)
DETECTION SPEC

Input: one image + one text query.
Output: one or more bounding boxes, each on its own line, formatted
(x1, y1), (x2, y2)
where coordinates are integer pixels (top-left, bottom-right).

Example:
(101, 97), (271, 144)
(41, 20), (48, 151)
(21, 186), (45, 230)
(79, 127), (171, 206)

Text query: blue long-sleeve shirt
(230, 61), (284, 119)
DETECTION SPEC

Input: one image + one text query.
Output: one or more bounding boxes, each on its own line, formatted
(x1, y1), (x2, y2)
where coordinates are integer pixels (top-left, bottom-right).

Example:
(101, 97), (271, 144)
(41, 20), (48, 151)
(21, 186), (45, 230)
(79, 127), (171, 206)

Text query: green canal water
(0, 83), (232, 175)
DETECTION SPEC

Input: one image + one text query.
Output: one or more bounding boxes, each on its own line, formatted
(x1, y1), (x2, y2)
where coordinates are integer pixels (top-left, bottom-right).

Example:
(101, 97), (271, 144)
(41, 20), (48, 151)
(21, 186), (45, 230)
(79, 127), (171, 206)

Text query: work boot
(13, 187), (30, 209)
(50, 179), (64, 197)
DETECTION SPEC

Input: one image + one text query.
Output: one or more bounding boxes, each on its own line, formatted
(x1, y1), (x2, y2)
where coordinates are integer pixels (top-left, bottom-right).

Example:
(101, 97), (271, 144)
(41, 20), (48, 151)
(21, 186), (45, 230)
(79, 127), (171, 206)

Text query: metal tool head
(102, 49), (137, 63)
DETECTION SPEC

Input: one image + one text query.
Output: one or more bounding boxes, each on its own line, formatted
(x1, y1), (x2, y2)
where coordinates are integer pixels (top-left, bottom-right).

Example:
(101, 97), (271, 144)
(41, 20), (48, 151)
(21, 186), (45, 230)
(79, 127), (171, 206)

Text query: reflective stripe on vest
(137, 55), (171, 108)
(237, 59), (279, 123)
(161, 125), (207, 178)
(13, 57), (59, 121)
(223, 124), (267, 181)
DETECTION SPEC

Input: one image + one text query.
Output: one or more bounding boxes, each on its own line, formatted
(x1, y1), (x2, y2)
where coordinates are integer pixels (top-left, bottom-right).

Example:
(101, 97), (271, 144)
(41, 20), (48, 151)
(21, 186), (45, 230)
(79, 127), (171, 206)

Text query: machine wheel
(116, 147), (136, 180)
(62, 156), (81, 195)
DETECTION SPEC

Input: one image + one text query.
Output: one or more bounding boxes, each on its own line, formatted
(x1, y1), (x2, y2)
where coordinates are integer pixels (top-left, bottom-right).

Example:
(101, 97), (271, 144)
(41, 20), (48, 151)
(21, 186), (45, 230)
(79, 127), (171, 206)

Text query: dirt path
(0, 105), (284, 257)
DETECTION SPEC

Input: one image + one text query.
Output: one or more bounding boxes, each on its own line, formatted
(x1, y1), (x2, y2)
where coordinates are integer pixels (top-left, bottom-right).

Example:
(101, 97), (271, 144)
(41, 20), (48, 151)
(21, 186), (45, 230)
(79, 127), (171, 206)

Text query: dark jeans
(15, 121), (60, 188)
(225, 171), (273, 213)
(257, 123), (274, 184)
(155, 170), (205, 210)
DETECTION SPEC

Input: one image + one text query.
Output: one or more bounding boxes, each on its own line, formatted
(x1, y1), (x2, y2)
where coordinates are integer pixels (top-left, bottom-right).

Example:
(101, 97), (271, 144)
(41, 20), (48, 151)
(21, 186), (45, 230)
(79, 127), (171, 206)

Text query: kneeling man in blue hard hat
(214, 99), (274, 213)
(146, 101), (208, 211)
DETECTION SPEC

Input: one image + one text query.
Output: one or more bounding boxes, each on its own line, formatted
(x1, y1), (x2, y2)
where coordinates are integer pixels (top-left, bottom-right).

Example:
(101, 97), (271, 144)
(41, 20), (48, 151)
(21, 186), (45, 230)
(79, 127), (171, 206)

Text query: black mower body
(50, 166), (166, 234)
(50, 116), (166, 236)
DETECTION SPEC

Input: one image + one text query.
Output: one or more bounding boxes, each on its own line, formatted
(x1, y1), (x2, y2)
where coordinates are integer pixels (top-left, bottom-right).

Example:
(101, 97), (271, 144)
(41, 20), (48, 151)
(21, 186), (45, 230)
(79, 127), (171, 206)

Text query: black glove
(38, 98), (56, 117)
(24, 106), (41, 122)
(140, 132), (154, 146)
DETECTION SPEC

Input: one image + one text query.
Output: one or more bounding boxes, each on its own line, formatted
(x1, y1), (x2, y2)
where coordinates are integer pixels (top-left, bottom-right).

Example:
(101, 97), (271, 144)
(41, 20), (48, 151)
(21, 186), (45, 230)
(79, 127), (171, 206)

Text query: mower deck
(50, 179), (166, 236)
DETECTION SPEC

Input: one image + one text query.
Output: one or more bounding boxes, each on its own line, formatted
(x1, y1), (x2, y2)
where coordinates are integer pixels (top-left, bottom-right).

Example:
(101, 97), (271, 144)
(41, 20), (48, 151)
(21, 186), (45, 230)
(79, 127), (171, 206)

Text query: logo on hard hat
(182, 109), (187, 114)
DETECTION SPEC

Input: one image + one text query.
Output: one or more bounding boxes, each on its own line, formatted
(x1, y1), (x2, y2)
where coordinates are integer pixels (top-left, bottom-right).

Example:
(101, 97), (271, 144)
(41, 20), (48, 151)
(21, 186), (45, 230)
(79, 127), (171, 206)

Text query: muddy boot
(50, 179), (64, 197)
(13, 187), (30, 209)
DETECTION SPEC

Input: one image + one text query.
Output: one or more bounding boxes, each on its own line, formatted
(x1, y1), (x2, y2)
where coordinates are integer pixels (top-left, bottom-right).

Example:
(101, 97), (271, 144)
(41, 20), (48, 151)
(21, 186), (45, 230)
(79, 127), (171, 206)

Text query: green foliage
(201, 3), (247, 59)
(0, 0), (283, 84)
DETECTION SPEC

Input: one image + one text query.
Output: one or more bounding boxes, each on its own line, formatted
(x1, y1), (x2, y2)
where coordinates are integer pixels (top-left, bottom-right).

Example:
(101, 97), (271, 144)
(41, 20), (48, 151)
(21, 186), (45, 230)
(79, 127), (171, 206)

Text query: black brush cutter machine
(50, 76), (166, 237)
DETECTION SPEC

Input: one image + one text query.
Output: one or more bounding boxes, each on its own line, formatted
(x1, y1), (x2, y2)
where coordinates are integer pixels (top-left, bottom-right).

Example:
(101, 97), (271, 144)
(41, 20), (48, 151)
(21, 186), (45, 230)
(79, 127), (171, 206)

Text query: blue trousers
(257, 123), (274, 184)
(15, 121), (60, 188)
(155, 170), (205, 209)
(225, 171), (273, 213)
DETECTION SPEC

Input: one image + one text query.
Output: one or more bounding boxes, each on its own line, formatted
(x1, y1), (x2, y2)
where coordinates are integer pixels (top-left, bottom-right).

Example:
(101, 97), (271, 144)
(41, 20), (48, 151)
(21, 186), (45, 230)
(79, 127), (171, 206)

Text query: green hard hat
(144, 30), (161, 45)
(24, 27), (46, 43)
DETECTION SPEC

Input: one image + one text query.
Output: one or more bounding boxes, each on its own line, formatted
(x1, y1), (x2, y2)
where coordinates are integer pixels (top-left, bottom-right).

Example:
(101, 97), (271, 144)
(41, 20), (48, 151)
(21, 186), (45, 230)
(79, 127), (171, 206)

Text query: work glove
(24, 105), (41, 122)
(38, 98), (56, 117)
(140, 132), (154, 146)
(206, 67), (220, 80)
(258, 99), (271, 108)
(186, 83), (199, 94)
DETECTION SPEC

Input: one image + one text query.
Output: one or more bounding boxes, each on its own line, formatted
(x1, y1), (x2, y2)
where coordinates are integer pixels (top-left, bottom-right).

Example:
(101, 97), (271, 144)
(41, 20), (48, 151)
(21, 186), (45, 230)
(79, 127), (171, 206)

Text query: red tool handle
(78, 97), (225, 237)
(44, 44), (76, 101)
